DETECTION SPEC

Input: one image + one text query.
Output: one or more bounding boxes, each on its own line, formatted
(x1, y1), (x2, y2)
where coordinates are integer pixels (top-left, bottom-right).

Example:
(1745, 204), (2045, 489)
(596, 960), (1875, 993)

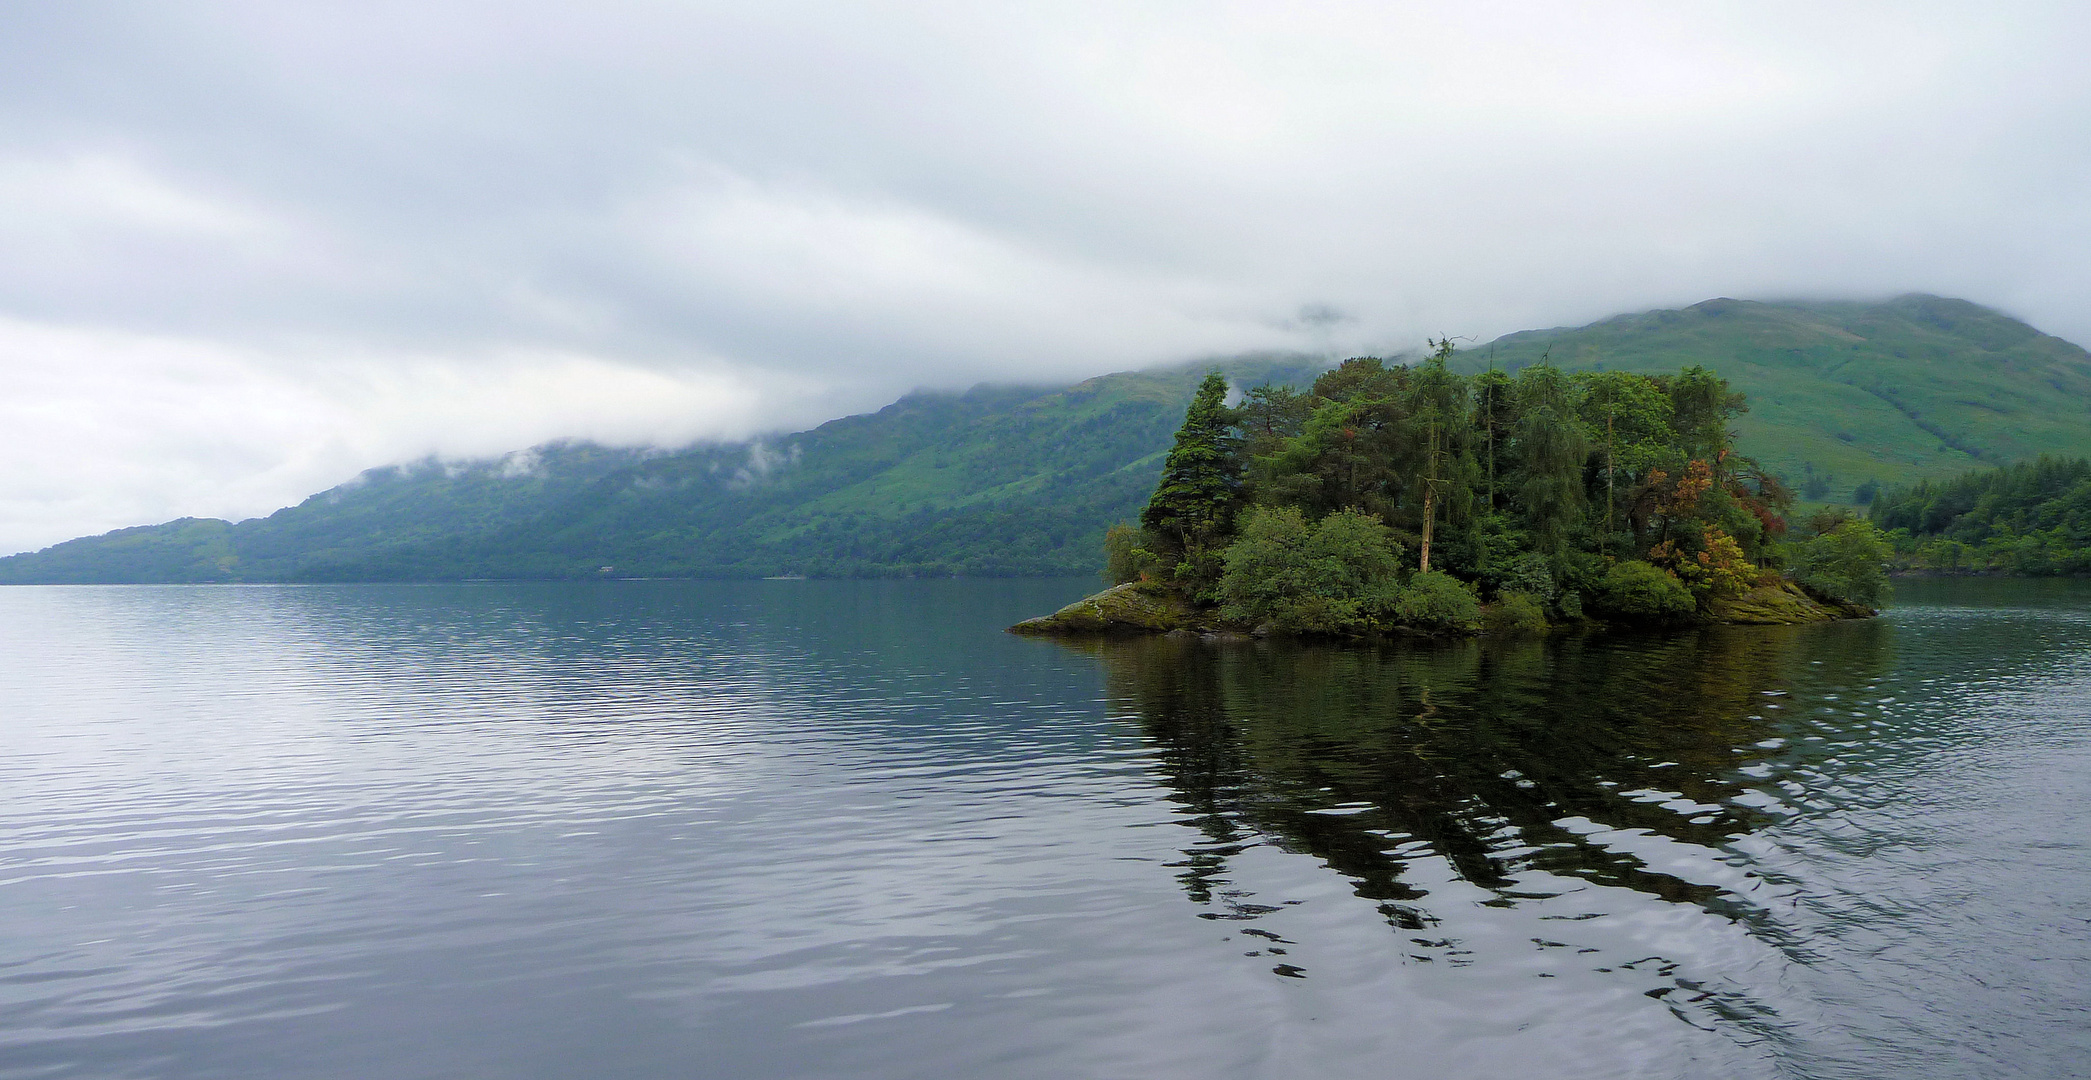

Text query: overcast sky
(3, 2), (2089, 554)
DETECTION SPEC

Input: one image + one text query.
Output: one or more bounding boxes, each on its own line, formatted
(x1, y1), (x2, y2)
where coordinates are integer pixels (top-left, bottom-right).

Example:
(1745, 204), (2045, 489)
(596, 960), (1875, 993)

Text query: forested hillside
(5, 294), (2087, 584)
(1869, 456), (2091, 573)
(1470, 294), (2091, 500)
(0, 358), (1323, 582)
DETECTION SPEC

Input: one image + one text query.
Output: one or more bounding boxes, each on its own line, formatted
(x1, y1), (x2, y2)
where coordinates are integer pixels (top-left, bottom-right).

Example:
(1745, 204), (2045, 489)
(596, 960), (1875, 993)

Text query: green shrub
(1392, 570), (1481, 632)
(1482, 590), (1548, 634)
(1591, 560), (1696, 624)
(1499, 553), (1555, 603)
(1218, 506), (1403, 634)
(1791, 519), (1892, 607)
(1102, 522), (1162, 585)
(1302, 508), (1404, 623)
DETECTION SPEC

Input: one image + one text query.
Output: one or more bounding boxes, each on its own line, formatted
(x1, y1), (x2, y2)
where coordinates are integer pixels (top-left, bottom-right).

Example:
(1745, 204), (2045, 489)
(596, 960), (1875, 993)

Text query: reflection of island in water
(1074, 622), (1892, 951)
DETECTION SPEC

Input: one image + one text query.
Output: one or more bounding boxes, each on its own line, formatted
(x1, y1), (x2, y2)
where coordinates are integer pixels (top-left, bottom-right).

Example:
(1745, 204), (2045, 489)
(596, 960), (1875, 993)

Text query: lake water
(1, 578), (2087, 1079)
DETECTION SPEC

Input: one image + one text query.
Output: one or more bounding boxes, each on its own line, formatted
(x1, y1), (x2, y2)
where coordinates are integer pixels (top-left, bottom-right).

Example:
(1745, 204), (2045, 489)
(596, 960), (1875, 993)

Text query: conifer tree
(1472, 368), (1514, 514)
(1141, 372), (1243, 579)
(1667, 366), (1746, 465)
(1236, 383), (1314, 458)
(1513, 364), (1588, 556)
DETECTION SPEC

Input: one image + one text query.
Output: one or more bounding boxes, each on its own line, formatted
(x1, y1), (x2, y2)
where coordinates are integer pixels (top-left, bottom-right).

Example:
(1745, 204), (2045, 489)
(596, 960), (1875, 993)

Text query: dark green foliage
(1149, 341), (1788, 634)
(1667, 365), (1748, 461)
(1472, 367), (1515, 514)
(1217, 506), (1403, 634)
(1790, 519), (1892, 606)
(1392, 571), (1481, 631)
(1868, 455), (2091, 575)
(1409, 342), (1479, 573)
(1253, 359), (1420, 523)
(1482, 590), (1548, 634)
(0, 518), (239, 583)
(1801, 465), (1834, 501)
(1236, 384), (1315, 458)
(1141, 371), (1244, 589)
(1215, 506), (1316, 629)
(1576, 371), (1676, 471)
(1463, 511), (1525, 590)
(1872, 455), (2091, 539)
(1497, 552), (1556, 605)
(1512, 365), (1587, 555)
(1313, 356), (1406, 403)
(1591, 560), (1697, 623)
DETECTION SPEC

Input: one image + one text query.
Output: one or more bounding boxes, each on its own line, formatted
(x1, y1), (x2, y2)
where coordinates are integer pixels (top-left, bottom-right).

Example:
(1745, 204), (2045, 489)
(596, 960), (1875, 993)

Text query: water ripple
(1, 579), (2088, 1078)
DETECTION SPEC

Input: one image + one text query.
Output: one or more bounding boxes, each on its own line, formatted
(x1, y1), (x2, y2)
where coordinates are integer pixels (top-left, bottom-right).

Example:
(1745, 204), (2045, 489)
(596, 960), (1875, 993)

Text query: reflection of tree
(1080, 622), (1893, 929)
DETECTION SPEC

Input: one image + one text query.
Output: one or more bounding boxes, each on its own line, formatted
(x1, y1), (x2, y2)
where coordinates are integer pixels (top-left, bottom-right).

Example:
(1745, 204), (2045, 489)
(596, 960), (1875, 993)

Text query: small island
(1014, 345), (1885, 638)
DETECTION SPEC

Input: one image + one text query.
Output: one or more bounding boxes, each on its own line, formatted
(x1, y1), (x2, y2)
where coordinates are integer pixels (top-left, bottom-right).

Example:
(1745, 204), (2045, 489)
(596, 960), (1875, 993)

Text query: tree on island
(1108, 349), (1887, 635)
(1134, 371), (1242, 594)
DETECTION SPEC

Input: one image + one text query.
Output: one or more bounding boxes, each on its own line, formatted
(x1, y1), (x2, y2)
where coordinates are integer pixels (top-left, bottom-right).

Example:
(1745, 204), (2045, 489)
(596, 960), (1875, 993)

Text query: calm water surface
(0, 578), (2086, 1079)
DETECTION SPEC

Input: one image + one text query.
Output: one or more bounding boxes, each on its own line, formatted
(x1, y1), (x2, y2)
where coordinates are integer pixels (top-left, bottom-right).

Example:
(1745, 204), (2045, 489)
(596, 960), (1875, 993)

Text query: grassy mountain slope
(0, 356), (1322, 583)
(1467, 295), (2091, 498)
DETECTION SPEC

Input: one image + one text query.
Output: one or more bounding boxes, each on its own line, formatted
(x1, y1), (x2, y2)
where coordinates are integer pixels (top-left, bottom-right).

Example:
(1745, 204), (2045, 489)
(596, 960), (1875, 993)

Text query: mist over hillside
(6, 295), (2088, 584)
(0, 357), (1324, 582)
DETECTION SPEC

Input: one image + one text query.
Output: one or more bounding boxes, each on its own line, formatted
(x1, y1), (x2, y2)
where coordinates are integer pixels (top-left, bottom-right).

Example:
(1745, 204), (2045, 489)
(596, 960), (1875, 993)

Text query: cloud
(0, 316), (800, 553)
(0, 154), (272, 238)
(2, 1), (2090, 551)
(613, 167), (1296, 376)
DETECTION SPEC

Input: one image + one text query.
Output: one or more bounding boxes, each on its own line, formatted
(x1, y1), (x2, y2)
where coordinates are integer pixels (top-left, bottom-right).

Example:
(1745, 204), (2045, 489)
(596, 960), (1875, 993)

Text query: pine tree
(1473, 367), (1513, 513)
(1141, 372), (1243, 580)
(1666, 366), (1746, 465)
(1513, 364), (1587, 556)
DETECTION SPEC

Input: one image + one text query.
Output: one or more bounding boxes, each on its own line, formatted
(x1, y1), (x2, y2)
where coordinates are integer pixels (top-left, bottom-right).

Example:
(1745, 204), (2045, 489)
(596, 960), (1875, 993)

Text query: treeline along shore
(1014, 346), (1886, 638)
(1868, 455), (2091, 575)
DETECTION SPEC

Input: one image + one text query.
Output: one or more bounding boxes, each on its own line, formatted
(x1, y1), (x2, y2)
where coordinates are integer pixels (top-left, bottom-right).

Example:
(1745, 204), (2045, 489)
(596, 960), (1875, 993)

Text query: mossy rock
(1007, 582), (1211, 635)
(1711, 580), (1873, 624)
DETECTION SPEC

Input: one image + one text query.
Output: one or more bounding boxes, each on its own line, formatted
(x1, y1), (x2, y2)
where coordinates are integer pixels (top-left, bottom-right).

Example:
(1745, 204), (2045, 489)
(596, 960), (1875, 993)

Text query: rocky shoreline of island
(1009, 577), (1871, 640)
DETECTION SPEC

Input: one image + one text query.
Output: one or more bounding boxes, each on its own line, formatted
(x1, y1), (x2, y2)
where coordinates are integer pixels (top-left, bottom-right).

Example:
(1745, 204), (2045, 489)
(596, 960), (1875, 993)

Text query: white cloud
(621, 167), (1295, 376)
(0, 154), (272, 238)
(0, 316), (801, 553)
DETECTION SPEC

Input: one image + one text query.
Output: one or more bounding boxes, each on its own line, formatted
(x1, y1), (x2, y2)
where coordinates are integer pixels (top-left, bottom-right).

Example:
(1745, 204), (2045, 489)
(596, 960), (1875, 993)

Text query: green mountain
(1465, 294), (2091, 499)
(0, 357), (1325, 583)
(7, 294), (2089, 584)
